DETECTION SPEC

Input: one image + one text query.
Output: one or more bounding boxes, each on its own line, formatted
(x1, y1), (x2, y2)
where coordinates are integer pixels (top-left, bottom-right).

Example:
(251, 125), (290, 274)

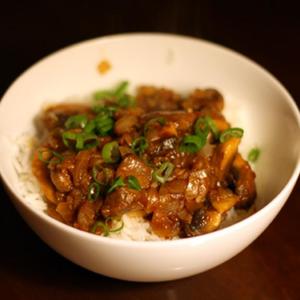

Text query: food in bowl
(1, 33), (299, 281)
(31, 81), (256, 239)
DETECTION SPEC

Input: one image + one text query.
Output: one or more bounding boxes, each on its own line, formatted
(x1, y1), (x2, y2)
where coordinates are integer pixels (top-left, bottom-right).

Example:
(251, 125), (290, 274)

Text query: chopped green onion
(206, 117), (220, 139)
(114, 81), (129, 98)
(92, 105), (117, 117)
(76, 132), (99, 150)
(117, 94), (135, 108)
(153, 162), (174, 184)
(91, 221), (110, 236)
(88, 182), (100, 202)
(92, 163), (103, 183)
(65, 114), (88, 130)
(94, 81), (134, 108)
(131, 137), (148, 155)
(83, 120), (96, 133)
(92, 163), (112, 186)
(107, 177), (125, 193)
(179, 134), (206, 153)
(94, 114), (114, 136)
(91, 217), (124, 236)
(194, 117), (209, 137)
(220, 127), (244, 143)
(38, 149), (64, 164)
(127, 176), (142, 191)
(248, 147), (261, 162)
(194, 116), (219, 139)
(94, 81), (128, 101)
(94, 90), (114, 101)
(102, 141), (120, 163)
(106, 217), (124, 233)
(62, 131), (99, 150)
(144, 117), (166, 134)
(62, 132), (77, 148)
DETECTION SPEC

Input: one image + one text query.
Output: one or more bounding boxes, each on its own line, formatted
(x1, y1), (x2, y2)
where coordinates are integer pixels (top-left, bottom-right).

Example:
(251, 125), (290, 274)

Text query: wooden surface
(0, 1), (299, 299)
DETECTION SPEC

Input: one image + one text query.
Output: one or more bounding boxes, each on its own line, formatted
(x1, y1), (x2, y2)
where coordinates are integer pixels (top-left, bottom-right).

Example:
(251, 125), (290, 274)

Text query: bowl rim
(1, 32), (300, 248)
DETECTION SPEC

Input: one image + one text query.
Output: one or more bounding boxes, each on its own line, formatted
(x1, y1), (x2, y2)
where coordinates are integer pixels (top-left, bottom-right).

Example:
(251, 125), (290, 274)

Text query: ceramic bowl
(0, 33), (299, 282)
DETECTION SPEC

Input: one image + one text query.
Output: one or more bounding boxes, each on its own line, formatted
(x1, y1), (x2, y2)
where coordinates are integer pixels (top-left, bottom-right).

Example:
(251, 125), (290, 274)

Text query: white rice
(13, 133), (253, 241)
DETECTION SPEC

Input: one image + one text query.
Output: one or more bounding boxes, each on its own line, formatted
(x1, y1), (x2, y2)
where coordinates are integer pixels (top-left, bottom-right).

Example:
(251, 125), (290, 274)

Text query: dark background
(1, 1), (299, 299)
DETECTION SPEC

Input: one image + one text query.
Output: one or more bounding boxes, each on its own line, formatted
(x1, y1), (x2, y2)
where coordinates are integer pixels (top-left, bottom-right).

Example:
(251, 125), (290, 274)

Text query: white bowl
(0, 33), (299, 282)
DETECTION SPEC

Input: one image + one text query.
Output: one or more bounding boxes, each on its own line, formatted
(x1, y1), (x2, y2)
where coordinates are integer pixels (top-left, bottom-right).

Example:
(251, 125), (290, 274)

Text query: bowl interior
(0, 33), (299, 218)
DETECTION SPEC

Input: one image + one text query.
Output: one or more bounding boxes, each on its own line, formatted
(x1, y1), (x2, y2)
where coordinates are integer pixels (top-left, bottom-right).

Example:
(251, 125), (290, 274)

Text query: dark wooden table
(1, 1), (299, 299)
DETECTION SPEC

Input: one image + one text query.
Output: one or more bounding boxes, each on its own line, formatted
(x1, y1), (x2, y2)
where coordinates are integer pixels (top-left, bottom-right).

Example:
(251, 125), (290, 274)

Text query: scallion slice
(94, 81), (134, 108)
(153, 162), (174, 184)
(117, 94), (136, 108)
(92, 163), (112, 187)
(114, 81), (129, 99)
(102, 141), (120, 163)
(94, 90), (114, 101)
(88, 182), (100, 202)
(94, 114), (114, 136)
(83, 120), (95, 133)
(219, 127), (244, 143)
(65, 114), (88, 130)
(62, 132), (77, 148)
(92, 105), (117, 117)
(105, 217), (124, 233)
(131, 137), (148, 155)
(76, 132), (99, 150)
(179, 134), (206, 153)
(91, 221), (110, 236)
(248, 147), (261, 162)
(144, 117), (166, 134)
(62, 131), (99, 150)
(107, 177), (125, 193)
(38, 149), (64, 164)
(194, 116), (219, 139)
(92, 163), (103, 183)
(127, 176), (142, 191)
(91, 217), (124, 236)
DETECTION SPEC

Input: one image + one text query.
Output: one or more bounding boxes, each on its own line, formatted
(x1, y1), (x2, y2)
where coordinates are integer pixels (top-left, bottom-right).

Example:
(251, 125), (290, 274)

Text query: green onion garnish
(144, 117), (166, 134)
(83, 120), (96, 133)
(62, 131), (99, 150)
(117, 94), (136, 108)
(92, 163), (103, 183)
(62, 131), (77, 148)
(248, 147), (261, 162)
(94, 81), (135, 108)
(94, 114), (114, 136)
(92, 105), (117, 117)
(102, 141), (120, 163)
(91, 221), (110, 236)
(107, 177), (125, 193)
(76, 132), (99, 150)
(179, 134), (206, 153)
(65, 114), (88, 130)
(194, 117), (209, 137)
(153, 162), (174, 184)
(114, 81), (129, 99)
(88, 182), (100, 202)
(38, 149), (64, 164)
(94, 90), (114, 101)
(219, 127), (244, 143)
(106, 217), (124, 233)
(131, 137), (148, 155)
(194, 116), (219, 139)
(207, 117), (220, 139)
(92, 164), (112, 187)
(127, 176), (142, 191)
(91, 217), (124, 236)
